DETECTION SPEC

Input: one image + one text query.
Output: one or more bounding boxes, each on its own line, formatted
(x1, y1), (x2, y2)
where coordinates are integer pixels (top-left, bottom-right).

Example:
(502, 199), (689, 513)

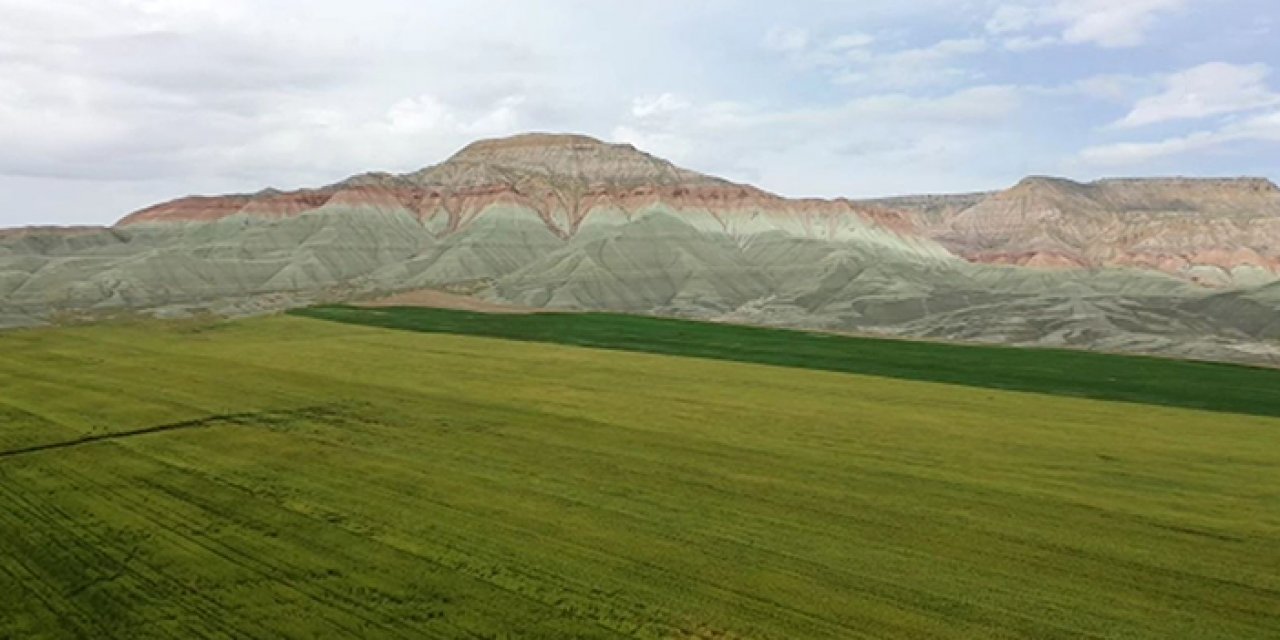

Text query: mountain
(3, 133), (1279, 364)
(909, 176), (1280, 285)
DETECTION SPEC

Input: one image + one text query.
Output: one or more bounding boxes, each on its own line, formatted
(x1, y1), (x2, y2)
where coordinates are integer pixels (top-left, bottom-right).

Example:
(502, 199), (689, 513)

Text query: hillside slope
(910, 176), (1280, 285)
(2, 133), (1278, 364)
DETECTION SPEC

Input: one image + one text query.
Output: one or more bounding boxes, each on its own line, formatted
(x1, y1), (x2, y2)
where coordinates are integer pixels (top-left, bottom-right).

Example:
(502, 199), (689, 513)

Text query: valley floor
(1, 315), (1277, 638)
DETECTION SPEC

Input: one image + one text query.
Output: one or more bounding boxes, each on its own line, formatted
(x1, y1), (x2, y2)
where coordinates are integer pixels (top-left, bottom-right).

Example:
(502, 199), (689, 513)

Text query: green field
(294, 305), (1280, 418)
(1, 314), (1278, 638)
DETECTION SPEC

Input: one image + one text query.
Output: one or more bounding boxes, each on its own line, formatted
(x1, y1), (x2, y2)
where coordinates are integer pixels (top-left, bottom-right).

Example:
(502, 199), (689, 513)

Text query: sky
(1, 0), (1277, 226)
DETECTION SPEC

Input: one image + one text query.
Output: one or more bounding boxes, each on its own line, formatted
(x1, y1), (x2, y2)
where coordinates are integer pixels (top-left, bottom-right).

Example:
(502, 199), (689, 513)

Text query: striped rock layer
(4, 133), (1280, 365)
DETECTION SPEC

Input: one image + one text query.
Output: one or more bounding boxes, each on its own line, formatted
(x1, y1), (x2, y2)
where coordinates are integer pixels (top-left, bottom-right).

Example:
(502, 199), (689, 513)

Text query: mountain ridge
(107, 133), (1280, 287)
(3, 132), (1279, 366)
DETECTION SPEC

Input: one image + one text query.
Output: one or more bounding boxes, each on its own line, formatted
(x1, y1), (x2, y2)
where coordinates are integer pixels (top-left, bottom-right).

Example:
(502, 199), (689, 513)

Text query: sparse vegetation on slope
(5, 134), (1280, 365)
(1, 316), (1278, 638)
(293, 305), (1280, 418)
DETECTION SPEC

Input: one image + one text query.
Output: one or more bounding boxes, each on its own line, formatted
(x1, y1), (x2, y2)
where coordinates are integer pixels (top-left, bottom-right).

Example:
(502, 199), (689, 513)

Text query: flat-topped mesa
(1011, 176), (1279, 190)
(386, 134), (911, 240)
(946, 176), (1280, 229)
(997, 176), (1280, 207)
(916, 175), (1280, 283)
(1012, 175), (1088, 189)
(405, 132), (732, 191)
(116, 133), (782, 228)
(1092, 176), (1279, 191)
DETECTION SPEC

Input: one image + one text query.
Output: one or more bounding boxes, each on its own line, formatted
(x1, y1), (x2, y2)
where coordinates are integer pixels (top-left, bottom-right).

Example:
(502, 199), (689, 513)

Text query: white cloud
(0, 0), (611, 224)
(0, 1), (597, 178)
(826, 33), (876, 51)
(1116, 62), (1280, 127)
(1059, 0), (1185, 47)
(1080, 62), (1280, 167)
(986, 5), (1036, 34)
(763, 26), (810, 53)
(630, 93), (690, 119)
(207, 92), (535, 184)
(0, 0), (1273, 226)
(1071, 74), (1155, 103)
(1002, 36), (1057, 52)
(988, 0), (1185, 49)
(834, 38), (988, 89)
(386, 94), (525, 136)
(1081, 108), (1280, 166)
(772, 30), (989, 90)
(1079, 132), (1218, 166)
(611, 85), (1026, 196)
(610, 126), (694, 164)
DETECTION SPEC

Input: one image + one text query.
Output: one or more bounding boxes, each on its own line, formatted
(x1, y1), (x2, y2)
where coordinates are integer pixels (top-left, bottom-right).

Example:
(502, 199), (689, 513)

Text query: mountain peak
(451, 132), (613, 156)
(1016, 175), (1082, 187)
(407, 131), (724, 190)
(1009, 176), (1088, 193)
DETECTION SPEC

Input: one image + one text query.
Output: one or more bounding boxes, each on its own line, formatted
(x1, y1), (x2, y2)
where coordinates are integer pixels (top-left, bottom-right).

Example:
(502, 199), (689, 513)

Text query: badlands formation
(3, 133), (1279, 364)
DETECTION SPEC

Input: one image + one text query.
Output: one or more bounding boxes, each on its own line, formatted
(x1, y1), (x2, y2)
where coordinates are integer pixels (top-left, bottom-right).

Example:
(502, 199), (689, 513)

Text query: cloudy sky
(2, 0), (1277, 226)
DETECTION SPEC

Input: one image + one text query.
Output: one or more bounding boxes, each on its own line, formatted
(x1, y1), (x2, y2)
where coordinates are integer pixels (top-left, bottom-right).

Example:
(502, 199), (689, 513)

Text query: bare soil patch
(355, 289), (540, 314)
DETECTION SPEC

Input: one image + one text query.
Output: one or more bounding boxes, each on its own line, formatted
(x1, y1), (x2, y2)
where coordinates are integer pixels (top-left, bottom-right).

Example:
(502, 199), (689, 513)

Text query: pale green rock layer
(2, 205), (1278, 365)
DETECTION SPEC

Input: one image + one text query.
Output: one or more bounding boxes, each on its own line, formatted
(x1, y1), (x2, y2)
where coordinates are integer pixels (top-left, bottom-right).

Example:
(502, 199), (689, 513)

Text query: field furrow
(1, 314), (1277, 638)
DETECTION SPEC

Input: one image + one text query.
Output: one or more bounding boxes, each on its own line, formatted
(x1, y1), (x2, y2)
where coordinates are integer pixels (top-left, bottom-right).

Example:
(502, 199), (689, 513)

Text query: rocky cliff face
(4, 133), (1280, 365)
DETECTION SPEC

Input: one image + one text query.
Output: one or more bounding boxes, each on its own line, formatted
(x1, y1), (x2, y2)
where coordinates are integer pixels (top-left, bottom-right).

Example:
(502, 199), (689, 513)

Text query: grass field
(293, 305), (1280, 418)
(1, 314), (1278, 638)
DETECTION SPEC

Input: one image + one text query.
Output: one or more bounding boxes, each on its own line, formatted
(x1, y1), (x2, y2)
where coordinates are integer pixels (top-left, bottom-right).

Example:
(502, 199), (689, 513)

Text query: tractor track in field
(0, 413), (261, 461)
(0, 407), (337, 461)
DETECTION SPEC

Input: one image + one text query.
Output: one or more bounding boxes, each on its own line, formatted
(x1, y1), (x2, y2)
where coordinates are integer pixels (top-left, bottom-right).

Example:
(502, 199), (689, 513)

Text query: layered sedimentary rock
(3, 133), (1279, 364)
(895, 176), (1280, 286)
(121, 134), (934, 253)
